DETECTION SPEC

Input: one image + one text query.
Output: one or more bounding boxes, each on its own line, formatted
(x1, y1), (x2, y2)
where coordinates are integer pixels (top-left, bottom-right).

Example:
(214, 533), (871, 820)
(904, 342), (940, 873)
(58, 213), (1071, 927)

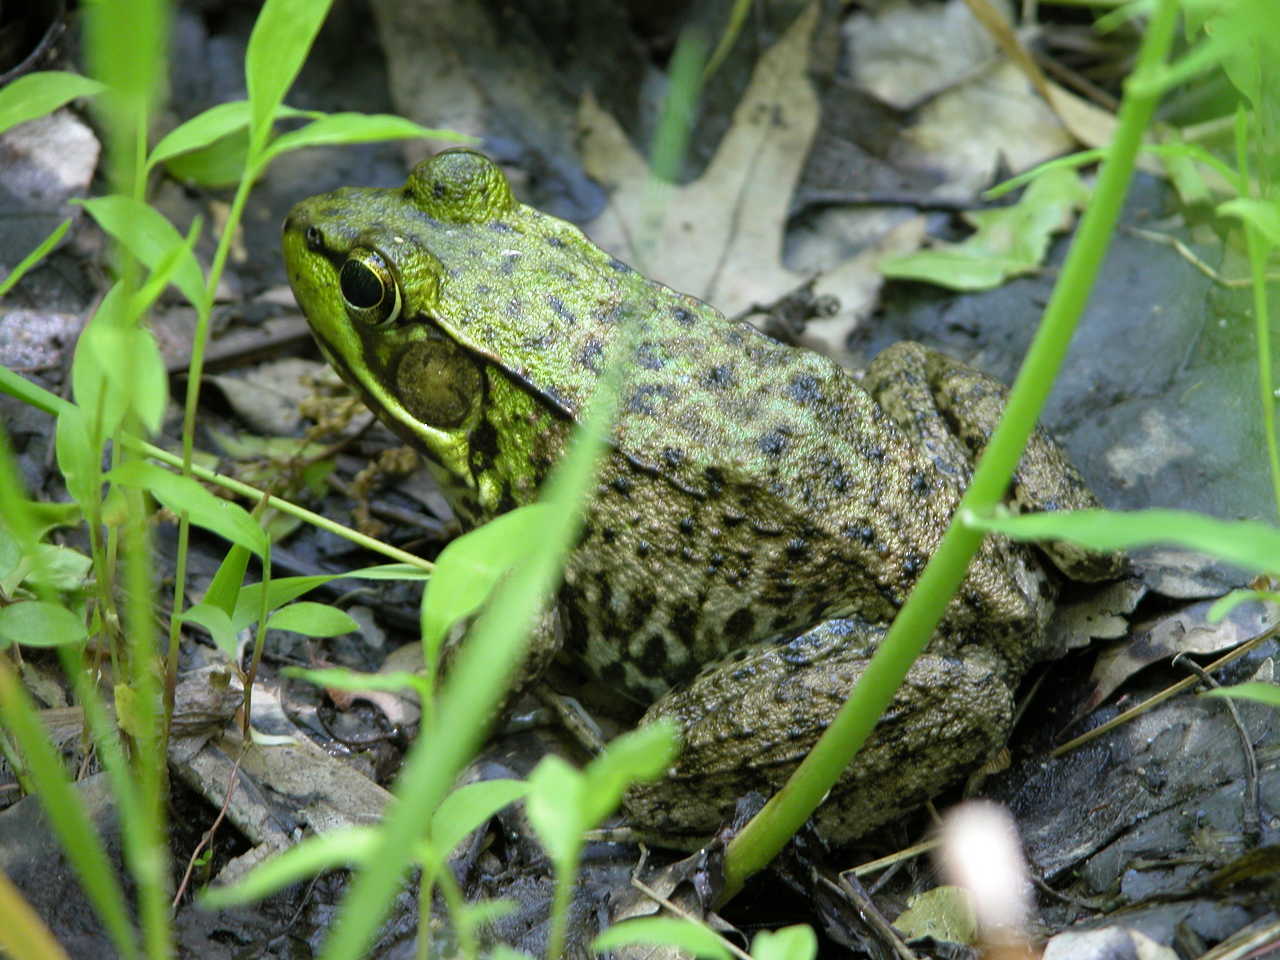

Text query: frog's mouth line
(310, 303), (708, 504)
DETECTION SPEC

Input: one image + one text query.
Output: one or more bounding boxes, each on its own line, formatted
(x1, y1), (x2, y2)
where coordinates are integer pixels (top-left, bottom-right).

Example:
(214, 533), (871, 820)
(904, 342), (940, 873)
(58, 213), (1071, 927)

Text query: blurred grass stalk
(720, 0), (1182, 899)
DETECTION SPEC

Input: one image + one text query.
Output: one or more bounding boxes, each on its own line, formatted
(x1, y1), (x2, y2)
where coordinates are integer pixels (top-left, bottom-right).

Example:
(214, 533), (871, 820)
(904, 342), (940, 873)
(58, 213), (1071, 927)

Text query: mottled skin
(283, 149), (1121, 844)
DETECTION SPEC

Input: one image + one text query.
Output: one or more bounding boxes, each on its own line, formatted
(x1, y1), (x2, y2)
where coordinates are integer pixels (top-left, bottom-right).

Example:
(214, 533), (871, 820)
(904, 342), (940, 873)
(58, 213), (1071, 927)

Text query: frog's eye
(339, 249), (402, 326)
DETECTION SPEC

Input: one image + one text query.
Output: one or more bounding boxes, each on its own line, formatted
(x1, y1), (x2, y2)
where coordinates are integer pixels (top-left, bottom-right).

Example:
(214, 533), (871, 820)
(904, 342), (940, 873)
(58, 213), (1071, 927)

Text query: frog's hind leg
(624, 618), (1014, 847)
(864, 341), (1120, 581)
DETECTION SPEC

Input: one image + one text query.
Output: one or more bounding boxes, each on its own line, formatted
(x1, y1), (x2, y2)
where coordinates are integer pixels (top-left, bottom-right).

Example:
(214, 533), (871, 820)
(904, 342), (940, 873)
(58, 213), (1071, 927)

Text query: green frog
(282, 149), (1122, 845)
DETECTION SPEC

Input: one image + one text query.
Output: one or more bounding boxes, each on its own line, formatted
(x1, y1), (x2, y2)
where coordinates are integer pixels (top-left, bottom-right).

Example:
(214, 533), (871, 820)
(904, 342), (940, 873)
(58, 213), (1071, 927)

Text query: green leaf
(200, 827), (379, 908)
(0, 601), (88, 648)
(593, 917), (733, 959)
(892, 886), (977, 944)
(232, 575), (331, 629)
(108, 461), (267, 557)
(1203, 682), (1280, 707)
(453, 899), (520, 932)
(1158, 144), (1210, 207)
(71, 288), (129, 438)
(54, 406), (98, 510)
(22, 544), (93, 593)
(316, 370), (615, 958)
(231, 565), (432, 634)
(1218, 197), (1280, 249)
(83, 0), (167, 118)
(149, 100), (251, 169)
(0, 526), (20, 581)
(178, 602), (239, 658)
(150, 101), (317, 171)
(245, 0), (335, 154)
(0, 877), (71, 960)
(18, 501), (82, 539)
(965, 507), (1280, 576)
(0, 71), (106, 135)
(259, 113), (468, 166)
(429, 780), (529, 860)
(581, 720), (679, 826)
(880, 250), (1018, 291)
(266, 601), (358, 637)
(0, 219), (71, 298)
(78, 195), (205, 308)
(158, 105), (318, 186)
(73, 320), (169, 438)
(128, 215), (201, 314)
(421, 505), (553, 658)
(205, 545), (251, 619)
(524, 756), (587, 871)
(883, 167), (1089, 290)
(750, 924), (819, 960)
(1208, 589), (1276, 622)
(0, 365), (68, 417)
(163, 127), (252, 188)
(282, 665), (428, 700)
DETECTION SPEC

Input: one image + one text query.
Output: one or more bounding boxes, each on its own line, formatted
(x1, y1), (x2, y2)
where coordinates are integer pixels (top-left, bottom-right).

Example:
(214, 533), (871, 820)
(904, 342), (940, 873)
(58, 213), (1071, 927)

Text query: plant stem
(720, 0), (1182, 900)
(167, 169), (260, 724)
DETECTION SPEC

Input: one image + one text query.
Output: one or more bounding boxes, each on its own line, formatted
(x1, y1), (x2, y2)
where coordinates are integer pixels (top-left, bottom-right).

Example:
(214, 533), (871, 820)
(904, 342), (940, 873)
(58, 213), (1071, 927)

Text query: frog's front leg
(624, 619), (1014, 846)
(864, 341), (1123, 581)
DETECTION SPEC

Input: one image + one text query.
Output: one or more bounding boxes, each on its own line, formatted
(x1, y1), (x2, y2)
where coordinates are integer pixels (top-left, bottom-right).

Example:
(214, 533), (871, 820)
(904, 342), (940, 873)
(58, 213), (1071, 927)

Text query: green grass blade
(720, 0), (1183, 898)
(201, 828), (380, 907)
(77, 196), (206, 309)
(0, 867), (73, 960)
(968, 507), (1280, 574)
(0, 72), (105, 135)
(0, 219), (70, 297)
(244, 0), (335, 155)
(0, 663), (140, 959)
(257, 113), (473, 168)
(316, 383), (616, 960)
(1203, 682), (1280, 707)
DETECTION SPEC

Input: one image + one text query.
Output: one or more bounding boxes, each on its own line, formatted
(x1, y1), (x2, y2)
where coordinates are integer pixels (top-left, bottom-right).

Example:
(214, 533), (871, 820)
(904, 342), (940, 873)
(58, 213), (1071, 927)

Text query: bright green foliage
(72, 306), (169, 437)
(527, 721), (679, 960)
(201, 778), (529, 908)
(0, 220), (70, 297)
(593, 917), (734, 959)
(880, 168), (1090, 290)
(749, 925), (819, 960)
(0, 601), (88, 647)
(265, 601), (358, 637)
(969, 507), (1280, 577)
(0, 71), (105, 134)
(0, 0), (1276, 957)
(109, 461), (268, 556)
(1204, 682), (1280, 707)
(420, 505), (552, 668)
(78, 196), (205, 307)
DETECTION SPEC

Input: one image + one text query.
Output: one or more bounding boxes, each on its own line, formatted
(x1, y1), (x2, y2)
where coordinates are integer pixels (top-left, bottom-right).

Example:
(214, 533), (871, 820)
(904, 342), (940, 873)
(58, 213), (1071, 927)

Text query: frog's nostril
(304, 224), (324, 251)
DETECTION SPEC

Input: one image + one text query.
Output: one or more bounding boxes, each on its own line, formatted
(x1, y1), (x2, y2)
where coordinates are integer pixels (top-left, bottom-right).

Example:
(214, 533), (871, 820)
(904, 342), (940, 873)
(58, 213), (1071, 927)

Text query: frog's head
(283, 149), (632, 500)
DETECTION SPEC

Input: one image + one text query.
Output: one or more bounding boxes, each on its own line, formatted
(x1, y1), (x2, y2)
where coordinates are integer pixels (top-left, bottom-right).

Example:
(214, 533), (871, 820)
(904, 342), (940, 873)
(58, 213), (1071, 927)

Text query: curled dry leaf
(1082, 595), (1280, 714)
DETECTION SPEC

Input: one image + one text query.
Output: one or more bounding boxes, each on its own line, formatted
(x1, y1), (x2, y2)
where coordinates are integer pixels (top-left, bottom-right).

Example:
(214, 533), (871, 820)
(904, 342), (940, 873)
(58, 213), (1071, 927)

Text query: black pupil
(340, 260), (384, 309)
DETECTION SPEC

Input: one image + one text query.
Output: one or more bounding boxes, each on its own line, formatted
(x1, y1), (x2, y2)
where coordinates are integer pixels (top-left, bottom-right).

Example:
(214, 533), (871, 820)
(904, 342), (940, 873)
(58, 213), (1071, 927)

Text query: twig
(846, 837), (940, 878)
(172, 745), (245, 907)
(1051, 622), (1279, 757)
(627, 850), (752, 960)
(828, 872), (918, 960)
(1171, 653), (1261, 840)
(1032, 48), (1119, 111)
(1125, 226), (1280, 288)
